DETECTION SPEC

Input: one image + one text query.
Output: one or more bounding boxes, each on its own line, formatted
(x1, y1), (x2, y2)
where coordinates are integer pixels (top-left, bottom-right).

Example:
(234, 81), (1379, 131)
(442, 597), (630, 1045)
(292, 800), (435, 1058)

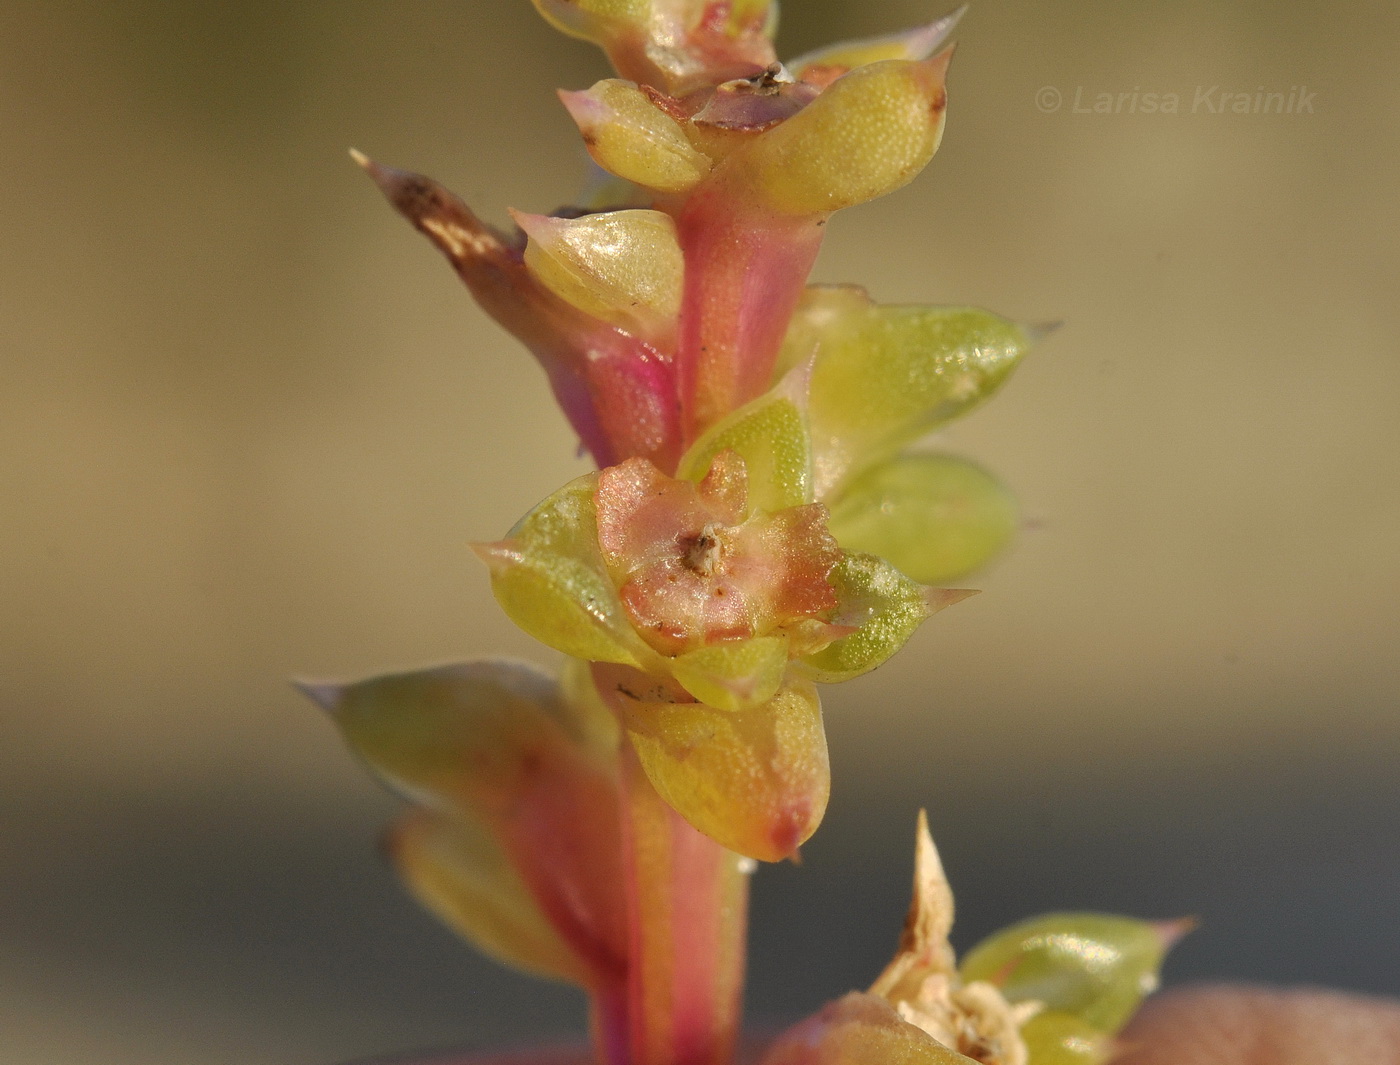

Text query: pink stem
(672, 188), (827, 447)
(602, 745), (749, 1065)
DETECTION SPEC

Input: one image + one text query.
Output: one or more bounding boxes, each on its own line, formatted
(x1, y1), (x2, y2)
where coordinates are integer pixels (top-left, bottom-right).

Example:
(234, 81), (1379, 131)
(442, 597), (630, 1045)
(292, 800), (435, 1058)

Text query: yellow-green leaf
(798, 552), (941, 683)
(561, 79), (712, 194)
(781, 286), (1031, 498)
(1018, 1011), (1113, 1065)
(478, 474), (643, 667)
(517, 208), (684, 343)
(618, 676), (828, 862)
(960, 913), (1190, 1036)
(670, 635), (789, 711)
(741, 54), (951, 216)
(676, 370), (813, 511)
(827, 453), (1017, 583)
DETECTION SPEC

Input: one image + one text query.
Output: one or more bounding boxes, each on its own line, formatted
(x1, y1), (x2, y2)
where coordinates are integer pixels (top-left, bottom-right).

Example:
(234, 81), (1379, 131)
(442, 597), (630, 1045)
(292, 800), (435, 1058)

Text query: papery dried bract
(516, 208), (684, 345)
(761, 992), (977, 1065)
(827, 454), (1018, 584)
(780, 286), (1031, 498)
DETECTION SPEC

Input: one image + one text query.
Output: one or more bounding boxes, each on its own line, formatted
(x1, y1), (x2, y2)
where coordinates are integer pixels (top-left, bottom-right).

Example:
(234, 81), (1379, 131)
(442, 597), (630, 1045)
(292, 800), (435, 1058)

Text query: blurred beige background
(2, 1), (1397, 1063)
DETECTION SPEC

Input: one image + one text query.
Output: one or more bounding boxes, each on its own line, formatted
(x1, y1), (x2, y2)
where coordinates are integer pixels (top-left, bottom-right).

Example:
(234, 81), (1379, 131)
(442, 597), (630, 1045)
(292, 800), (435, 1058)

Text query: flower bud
(561, 79), (712, 193)
(741, 51), (953, 215)
(827, 454), (1018, 584)
(516, 208), (684, 345)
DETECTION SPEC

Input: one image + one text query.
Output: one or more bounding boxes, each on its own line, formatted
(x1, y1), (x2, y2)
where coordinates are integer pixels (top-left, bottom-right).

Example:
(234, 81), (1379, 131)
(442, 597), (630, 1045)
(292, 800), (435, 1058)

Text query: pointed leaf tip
(1025, 319), (1065, 344)
(293, 679), (345, 713)
(910, 6), (969, 60)
(470, 540), (524, 571)
(1154, 915), (1199, 951)
(924, 587), (979, 614)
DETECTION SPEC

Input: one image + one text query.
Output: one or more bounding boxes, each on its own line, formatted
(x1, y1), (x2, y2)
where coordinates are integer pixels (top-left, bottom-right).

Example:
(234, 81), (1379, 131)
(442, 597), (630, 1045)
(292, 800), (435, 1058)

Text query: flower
(471, 408), (965, 859)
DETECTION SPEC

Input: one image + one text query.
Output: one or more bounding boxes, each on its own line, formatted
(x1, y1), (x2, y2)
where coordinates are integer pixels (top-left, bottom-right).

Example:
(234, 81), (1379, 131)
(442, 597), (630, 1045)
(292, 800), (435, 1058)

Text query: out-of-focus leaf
(1018, 1011), (1113, 1065)
(301, 661), (629, 989)
(827, 453), (1017, 584)
(388, 810), (590, 985)
(960, 914), (1192, 1036)
(761, 992), (977, 1065)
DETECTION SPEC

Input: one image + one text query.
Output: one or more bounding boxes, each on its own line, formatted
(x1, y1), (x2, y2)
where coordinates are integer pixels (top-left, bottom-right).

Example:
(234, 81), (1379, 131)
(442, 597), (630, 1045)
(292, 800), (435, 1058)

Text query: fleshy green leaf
(798, 552), (967, 683)
(516, 208), (684, 344)
(609, 672), (829, 862)
(781, 286), (1031, 498)
(531, 0), (649, 44)
(676, 370), (814, 511)
(827, 453), (1017, 584)
(1018, 1011), (1113, 1065)
(670, 634), (789, 711)
(741, 54), (952, 216)
(477, 474), (644, 667)
(959, 913), (1191, 1035)
(560, 80), (712, 194)
(761, 992), (977, 1065)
